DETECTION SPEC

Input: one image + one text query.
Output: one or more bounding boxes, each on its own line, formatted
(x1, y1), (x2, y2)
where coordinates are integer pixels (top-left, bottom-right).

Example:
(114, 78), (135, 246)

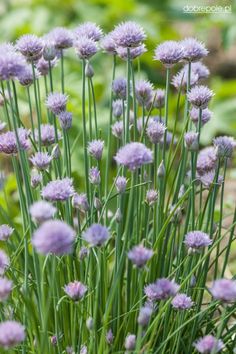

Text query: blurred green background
(0, 0), (236, 228)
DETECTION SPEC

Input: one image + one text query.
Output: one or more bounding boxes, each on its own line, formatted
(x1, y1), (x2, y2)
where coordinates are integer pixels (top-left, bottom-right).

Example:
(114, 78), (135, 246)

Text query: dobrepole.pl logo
(183, 5), (232, 13)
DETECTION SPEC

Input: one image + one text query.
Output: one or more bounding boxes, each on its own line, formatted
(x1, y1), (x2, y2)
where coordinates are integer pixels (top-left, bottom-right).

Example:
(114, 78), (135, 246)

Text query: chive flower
(41, 178), (74, 202)
(171, 293), (193, 310)
(0, 321), (25, 349)
(154, 41), (184, 67)
(114, 142), (153, 171)
(0, 277), (12, 301)
(30, 201), (56, 223)
(88, 140), (104, 160)
(82, 223), (110, 247)
(187, 85), (214, 109)
(0, 128), (30, 155)
(16, 34), (43, 62)
(145, 278), (179, 301)
(184, 231), (212, 252)
(210, 279), (236, 303)
(64, 281), (87, 301)
(46, 92), (68, 115)
(128, 244), (153, 267)
(30, 152), (52, 170)
(194, 335), (224, 353)
(0, 225), (14, 241)
(181, 37), (208, 62)
(112, 21), (146, 48)
(74, 22), (103, 41)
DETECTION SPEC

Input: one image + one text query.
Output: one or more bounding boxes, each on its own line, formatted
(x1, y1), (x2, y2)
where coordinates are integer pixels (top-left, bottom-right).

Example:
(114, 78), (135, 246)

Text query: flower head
(30, 152), (52, 170)
(128, 244), (153, 267)
(0, 50), (26, 81)
(181, 37), (208, 62)
(210, 279), (236, 303)
(197, 147), (217, 175)
(198, 170), (223, 189)
(145, 278), (179, 301)
(48, 27), (73, 49)
(89, 167), (100, 185)
(112, 121), (123, 139)
(30, 201), (56, 223)
(0, 321), (25, 349)
(88, 140), (104, 160)
(171, 293), (193, 310)
(41, 178), (74, 202)
(72, 193), (89, 212)
(112, 78), (127, 99)
(172, 69), (199, 90)
(101, 32), (116, 55)
(36, 57), (58, 76)
(146, 189), (158, 206)
(35, 124), (61, 146)
(146, 120), (166, 144)
(17, 64), (35, 86)
(106, 329), (114, 345)
(114, 142), (153, 171)
(0, 250), (9, 275)
(64, 281), (87, 301)
(74, 22), (102, 41)
(124, 334), (136, 350)
(184, 132), (199, 151)
(188, 85), (214, 109)
(115, 176), (127, 194)
(32, 220), (75, 255)
(0, 128), (30, 155)
(190, 61), (210, 79)
(0, 225), (14, 241)
(137, 305), (153, 326)
(194, 335), (224, 353)
(154, 41), (184, 67)
(113, 21), (146, 48)
(31, 170), (42, 188)
(190, 107), (212, 127)
(46, 92), (68, 115)
(184, 231), (212, 251)
(213, 136), (235, 158)
(16, 34), (43, 61)
(82, 223), (110, 247)
(112, 99), (123, 118)
(0, 277), (12, 301)
(58, 111), (72, 130)
(135, 80), (153, 106)
(151, 89), (165, 109)
(74, 37), (97, 60)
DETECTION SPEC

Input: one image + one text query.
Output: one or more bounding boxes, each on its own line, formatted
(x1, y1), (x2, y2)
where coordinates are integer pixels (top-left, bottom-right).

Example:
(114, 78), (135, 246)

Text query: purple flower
(114, 142), (153, 171)
(31, 170), (42, 188)
(106, 329), (114, 345)
(0, 250), (9, 275)
(189, 61), (210, 79)
(35, 124), (61, 146)
(187, 85), (214, 109)
(135, 80), (153, 106)
(197, 147), (217, 175)
(82, 223), (110, 247)
(101, 32), (116, 55)
(59, 111), (72, 130)
(137, 305), (153, 326)
(64, 281), (87, 301)
(72, 193), (89, 212)
(146, 189), (158, 206)
(36, 57), (58, 76)
(41, 178), (74, 202)
(30, 152), (52, 170)
(154, 41), (184, 67)
(198, 170), (223, 189)
(116, 44), (146, 60)
(152, 89), (165, 109)
(17, 64), (36, 86)
(30, 201), (56, 223)
(74, 37), (97, 60)
(184, 231), (212, 251)
(0, 225), (14, 241)
(115, 176), (127, 194)
(47, 27), (73, 49)
(0, 277), (12, 301)
(112, 121), (123, 139)
(16, 34), (43, 61)
(50, 335), (57, 346)
(46, 92), (68, 115)
(213, 136), (235, 158)
(146, 120), (166, 144)
(88, 140), (104, 160)
(181, 37), (208, 62)
(172, 69), (199, 90)
(171, 293), (193, 310)
(89, 167), (100, 185)
(210, 279), (236, 303)
(32, 220), (75, 255)
(190, 107), (212, 127)
(0, 321), (25, 349)
(0, 128), (30, 155)
(0, 50), (26, 81)
(184, 132), (199, 151)
(194, 335), (224, 353)
(112, 99), (123, 117)
(124, 334), (136, 350)
(112, 78), (127, 99)
(128, 244), (153, 267)
(145, 278), (179, 301)
(74, 22), (102, 41)
(113, 21), (146, 48)
(79, 246), (89, 260)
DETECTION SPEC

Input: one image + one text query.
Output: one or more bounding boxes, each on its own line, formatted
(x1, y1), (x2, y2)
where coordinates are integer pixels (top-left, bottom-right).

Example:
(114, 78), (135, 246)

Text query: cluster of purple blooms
(0, 19), (235, 353)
